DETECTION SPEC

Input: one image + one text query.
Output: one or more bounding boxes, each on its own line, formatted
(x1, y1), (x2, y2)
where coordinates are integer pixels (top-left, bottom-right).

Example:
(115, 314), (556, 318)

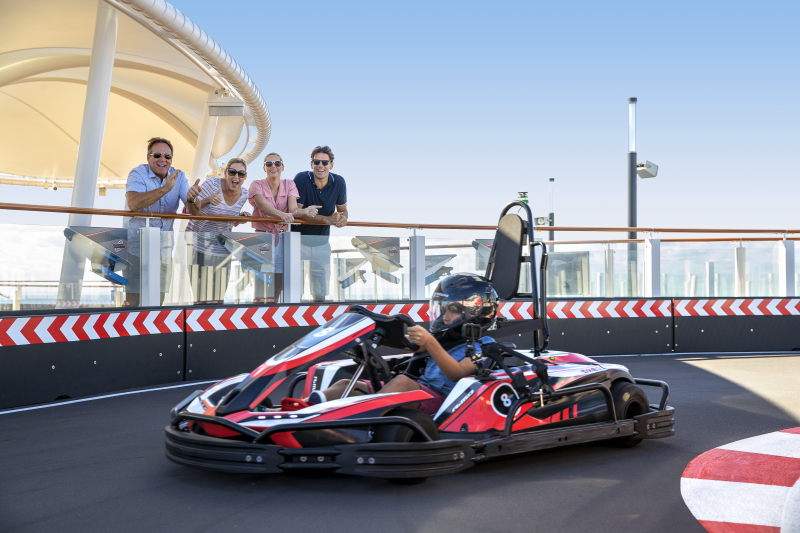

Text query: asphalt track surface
(2, 352), (800, 533)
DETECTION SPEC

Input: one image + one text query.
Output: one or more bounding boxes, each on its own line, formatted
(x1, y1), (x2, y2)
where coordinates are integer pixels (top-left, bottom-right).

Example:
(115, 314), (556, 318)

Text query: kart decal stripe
(312, 390), (432, 421)
(681, 427), (800, 532)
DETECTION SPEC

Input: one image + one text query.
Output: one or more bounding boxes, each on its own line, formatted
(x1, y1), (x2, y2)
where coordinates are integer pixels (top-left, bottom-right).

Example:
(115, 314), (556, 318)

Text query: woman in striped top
(186, 158), (250, 304)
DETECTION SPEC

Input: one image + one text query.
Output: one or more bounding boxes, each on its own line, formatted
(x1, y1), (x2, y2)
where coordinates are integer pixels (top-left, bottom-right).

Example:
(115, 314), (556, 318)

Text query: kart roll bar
(502, 382), (617, 438)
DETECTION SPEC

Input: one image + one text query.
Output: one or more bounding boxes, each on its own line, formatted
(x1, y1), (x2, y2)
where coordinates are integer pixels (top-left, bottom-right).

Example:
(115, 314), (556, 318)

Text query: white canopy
(0, 0), (271, 190)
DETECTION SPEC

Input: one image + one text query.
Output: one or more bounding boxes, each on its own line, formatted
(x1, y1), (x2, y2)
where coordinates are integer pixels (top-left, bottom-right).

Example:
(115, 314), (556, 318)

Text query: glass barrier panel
(168, 230), (279, 305)
(0, 224), (134, 310)
(329, 235), (408, 302)
(543, 242), (643, 298)
(661, 241), (780, 297)
(744, 241), (779, 297)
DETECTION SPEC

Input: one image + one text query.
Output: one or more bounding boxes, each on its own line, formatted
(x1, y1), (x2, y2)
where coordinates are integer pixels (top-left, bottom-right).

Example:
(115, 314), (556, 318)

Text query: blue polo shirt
(123, 163), (189, 232)
(292, 171), (347, 236)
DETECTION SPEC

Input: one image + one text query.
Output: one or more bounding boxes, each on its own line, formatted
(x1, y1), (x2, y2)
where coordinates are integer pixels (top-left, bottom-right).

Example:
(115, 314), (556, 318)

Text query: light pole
(549, 178), (555, 249)
(627, 98), (638, 297)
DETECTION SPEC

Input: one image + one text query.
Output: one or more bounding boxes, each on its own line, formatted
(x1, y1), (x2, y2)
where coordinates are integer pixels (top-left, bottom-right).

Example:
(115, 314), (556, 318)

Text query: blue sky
(4, 0), (798, 235)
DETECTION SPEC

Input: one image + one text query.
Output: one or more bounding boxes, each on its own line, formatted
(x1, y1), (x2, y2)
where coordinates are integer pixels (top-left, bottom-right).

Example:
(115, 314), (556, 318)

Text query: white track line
(0, 381), (218, 415)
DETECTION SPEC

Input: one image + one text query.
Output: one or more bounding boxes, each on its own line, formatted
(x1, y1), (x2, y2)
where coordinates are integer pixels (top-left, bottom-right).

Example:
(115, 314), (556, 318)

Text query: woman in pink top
(249, 152), (319, 302)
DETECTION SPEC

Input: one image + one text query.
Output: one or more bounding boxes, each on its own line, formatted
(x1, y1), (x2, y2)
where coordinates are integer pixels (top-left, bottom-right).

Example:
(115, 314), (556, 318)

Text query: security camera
(637, 160), (658, 179)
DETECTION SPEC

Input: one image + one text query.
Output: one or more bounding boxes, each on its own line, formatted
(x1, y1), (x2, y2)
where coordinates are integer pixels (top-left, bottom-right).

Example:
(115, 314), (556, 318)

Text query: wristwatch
(188, 197), (197, 203)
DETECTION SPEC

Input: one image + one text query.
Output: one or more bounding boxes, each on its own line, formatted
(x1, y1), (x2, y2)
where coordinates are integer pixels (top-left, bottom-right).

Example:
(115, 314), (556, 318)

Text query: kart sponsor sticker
(491, 384), (520, 417)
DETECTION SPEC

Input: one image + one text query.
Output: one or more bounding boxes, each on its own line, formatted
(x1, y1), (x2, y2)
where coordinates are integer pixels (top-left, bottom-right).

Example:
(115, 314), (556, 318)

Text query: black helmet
(429, 273), (498, 342)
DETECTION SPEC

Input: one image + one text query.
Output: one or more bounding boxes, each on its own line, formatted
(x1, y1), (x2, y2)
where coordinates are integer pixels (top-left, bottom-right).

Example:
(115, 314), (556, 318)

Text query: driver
(307, 273), (498, 415)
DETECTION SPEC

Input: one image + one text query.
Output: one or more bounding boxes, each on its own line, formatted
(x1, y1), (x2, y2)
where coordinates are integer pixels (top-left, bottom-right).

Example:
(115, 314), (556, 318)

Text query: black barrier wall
(0, 307), (185, 409)
(3, 298), (799, 410)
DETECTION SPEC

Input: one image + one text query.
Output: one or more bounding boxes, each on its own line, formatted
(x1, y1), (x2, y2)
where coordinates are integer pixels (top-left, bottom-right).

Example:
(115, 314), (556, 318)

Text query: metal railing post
(734, 245), (747, 297)
(778, 239), (795, 297)
(409, 235), (426, 300)
(283, 231), (302, 303)
(605, 248), (615, 298)
(140, 225), (161, 306)
(644, 237), (660, 298)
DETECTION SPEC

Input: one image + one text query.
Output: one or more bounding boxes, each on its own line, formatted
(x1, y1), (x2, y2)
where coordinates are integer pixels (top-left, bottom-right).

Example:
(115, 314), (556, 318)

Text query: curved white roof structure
(0, 0), (271, 190)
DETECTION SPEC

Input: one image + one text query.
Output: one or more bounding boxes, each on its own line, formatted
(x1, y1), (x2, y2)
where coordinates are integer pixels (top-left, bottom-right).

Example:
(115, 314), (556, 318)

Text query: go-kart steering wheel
(390, 313), (422, 353)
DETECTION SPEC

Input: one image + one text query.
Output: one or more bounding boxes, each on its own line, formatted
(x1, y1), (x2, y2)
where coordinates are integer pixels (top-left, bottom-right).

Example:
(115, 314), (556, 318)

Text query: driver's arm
(406, 325), (476, 381)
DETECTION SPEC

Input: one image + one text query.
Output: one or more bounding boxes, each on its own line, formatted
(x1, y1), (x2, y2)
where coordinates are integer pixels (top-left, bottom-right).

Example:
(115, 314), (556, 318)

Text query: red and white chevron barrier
(547, 300), (672, 319)
(681, 427), (800, 532)
(675, 298), (800, 317)
(185, 304), (430, 332)
(497, 301), (534, 320)
(185, 305), (350, 331)
(0, 310), (184, 347)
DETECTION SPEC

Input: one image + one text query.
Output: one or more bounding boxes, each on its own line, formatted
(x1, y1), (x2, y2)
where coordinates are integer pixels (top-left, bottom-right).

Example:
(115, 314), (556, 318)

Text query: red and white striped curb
(0, 310), (184, 347)
(675, 299), (800, 317)
(681, 427), (800, 532)
(547, 300), (672, 319)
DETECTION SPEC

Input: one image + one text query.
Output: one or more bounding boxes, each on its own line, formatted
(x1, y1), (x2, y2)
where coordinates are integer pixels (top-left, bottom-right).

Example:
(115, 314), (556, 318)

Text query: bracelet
(188, 197), (197, 204)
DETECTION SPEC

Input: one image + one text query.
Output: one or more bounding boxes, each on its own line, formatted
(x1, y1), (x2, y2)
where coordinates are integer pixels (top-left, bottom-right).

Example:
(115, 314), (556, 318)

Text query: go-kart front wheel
(373, 408), (439, 485)
(608, 381), (649, 448)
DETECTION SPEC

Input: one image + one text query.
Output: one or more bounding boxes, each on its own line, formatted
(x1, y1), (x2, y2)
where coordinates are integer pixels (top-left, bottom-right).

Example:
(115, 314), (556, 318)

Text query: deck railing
(0, 202), (797, 310)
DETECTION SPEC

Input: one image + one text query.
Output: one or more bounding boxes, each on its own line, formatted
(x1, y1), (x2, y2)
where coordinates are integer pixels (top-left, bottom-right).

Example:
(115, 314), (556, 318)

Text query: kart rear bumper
(165, 426), (474, 478)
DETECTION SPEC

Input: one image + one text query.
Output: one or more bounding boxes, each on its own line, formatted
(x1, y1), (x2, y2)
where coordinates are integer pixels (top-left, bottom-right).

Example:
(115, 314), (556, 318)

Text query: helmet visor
(429, 294), (482, 333)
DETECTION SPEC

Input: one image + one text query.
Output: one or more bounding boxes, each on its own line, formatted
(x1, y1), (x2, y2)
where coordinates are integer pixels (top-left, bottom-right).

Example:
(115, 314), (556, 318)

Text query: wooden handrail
(0, 202), (798, 234)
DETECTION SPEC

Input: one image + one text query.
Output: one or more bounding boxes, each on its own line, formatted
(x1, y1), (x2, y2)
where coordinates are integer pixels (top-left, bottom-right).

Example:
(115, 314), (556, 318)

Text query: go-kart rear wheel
(609, 381), (649, 448)
(373, 408), (439, 485)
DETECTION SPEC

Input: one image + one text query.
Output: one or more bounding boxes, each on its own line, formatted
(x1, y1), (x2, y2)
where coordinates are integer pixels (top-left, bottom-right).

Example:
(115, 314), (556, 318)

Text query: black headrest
(488, 213), (523, 300)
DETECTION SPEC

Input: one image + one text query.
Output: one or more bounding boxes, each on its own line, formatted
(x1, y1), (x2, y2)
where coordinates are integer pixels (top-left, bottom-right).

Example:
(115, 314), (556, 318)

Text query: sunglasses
(149, 152), (172, 160)
(264, 161), (283, 167)
(226, 168), (247, 177)
(312, 159), (331, 166)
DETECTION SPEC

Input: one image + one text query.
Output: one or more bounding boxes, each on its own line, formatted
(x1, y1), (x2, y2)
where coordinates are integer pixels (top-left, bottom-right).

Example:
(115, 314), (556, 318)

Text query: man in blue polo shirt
(293, 145), (348, 302)
(123, 136), (202, 306)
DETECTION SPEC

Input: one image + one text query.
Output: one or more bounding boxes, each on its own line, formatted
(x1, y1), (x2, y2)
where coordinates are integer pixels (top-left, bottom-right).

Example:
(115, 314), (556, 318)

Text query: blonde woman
(249, 152), (319, 302)
(186, 158), (250, 304)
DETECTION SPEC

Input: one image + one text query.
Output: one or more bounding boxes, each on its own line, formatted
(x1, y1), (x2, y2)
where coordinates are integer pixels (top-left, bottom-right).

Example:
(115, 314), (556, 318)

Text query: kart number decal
(491, 384), (520, 417)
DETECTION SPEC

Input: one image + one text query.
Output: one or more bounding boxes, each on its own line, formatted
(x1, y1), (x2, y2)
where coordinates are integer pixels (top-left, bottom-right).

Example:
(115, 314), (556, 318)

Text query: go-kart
(165, 202), (675, 483)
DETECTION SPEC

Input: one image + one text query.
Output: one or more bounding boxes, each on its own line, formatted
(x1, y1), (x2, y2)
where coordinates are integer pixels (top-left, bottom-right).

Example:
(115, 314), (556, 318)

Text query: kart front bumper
(165, 426), (474, 478)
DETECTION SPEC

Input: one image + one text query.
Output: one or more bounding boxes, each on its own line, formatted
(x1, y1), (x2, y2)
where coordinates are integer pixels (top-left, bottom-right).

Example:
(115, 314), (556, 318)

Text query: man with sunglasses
(123, 136), (201, 306)
(292, 146), (348, 302)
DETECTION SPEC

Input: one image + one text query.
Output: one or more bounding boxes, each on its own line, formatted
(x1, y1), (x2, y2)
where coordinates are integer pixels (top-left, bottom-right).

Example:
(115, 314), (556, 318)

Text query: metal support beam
(56, 0), (119, 309)
(190, 92), (220, 183)
(643, 238), (660, 297)
(282, 231), (302, 303)
(778, 239), (796, 297)
(409, 235), (426, 300)
(706, 262), (715, 297)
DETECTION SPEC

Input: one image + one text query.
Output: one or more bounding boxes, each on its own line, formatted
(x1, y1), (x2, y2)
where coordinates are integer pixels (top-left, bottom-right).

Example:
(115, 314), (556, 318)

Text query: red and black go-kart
(165, 202), (675, 483)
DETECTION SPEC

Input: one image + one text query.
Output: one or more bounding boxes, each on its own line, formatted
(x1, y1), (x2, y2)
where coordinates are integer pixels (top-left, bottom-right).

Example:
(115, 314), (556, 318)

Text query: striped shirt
(186, 177), (249, 256)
